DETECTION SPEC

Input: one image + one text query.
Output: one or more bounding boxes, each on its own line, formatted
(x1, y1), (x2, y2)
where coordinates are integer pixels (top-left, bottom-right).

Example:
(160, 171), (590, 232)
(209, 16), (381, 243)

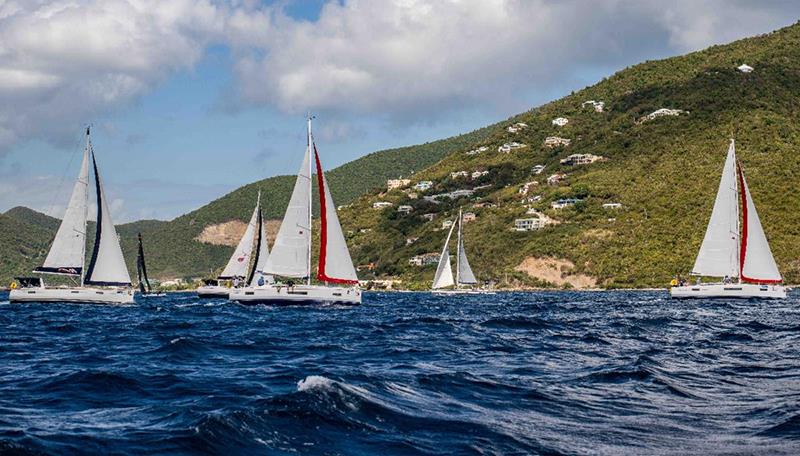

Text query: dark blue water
(2, 290), (800, 455)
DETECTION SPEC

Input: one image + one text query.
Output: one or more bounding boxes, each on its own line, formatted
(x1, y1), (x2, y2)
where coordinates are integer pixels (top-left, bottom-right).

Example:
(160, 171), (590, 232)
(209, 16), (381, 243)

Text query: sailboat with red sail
(230, 117), (361, 305)
(671, 139), (786, 299)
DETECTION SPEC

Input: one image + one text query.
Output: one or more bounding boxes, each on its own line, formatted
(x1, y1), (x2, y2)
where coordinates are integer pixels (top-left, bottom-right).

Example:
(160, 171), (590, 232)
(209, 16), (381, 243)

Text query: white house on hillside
(543, 136), (571, 148)
(387, 178), (411, 190)
(552, 117), (569, 127)
(560, 153), (603, 166)
(373, 201), (393, 209)
(737, 64), (754, 73)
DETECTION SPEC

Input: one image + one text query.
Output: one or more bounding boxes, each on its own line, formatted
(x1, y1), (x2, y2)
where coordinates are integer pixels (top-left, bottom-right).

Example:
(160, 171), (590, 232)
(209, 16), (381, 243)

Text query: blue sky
(1, 1), (798, 222)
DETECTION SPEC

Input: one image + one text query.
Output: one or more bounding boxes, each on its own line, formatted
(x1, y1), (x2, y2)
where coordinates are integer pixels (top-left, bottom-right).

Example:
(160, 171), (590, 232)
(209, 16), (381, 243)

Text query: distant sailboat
(671, 139), (786, 299)
(230, 117), (361, 305)
(136, 233), (164, 297)
(197, 192), (268, 298)
(431, 208), (492, 295)
(10, 128), (134, 304)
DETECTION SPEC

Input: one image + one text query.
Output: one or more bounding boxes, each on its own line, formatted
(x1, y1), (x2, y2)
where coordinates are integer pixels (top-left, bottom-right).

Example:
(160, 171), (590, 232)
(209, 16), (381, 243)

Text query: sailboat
(136, 233), (164, 297)
(10, 128), (134, 304)
(230, 117), (361, 305)
(196, 192), (267, 298)
(431, 208), (492, 295)
(671, 139), (786, 299)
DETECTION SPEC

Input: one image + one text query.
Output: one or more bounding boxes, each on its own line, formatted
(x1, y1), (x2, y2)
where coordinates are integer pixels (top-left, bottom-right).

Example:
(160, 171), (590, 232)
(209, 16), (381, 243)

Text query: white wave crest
(297, 375), (334, 392)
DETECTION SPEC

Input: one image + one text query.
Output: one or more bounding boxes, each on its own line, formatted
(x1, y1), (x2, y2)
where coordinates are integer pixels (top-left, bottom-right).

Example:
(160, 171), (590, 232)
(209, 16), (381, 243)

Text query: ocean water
(1, 290), (800, 455)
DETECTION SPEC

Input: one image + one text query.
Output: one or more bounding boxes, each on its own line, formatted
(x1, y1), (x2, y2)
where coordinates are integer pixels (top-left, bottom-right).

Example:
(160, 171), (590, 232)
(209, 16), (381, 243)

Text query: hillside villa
(544, 136), (571, 148)
(422, 213), (436, 221)
(442, 219), (454, 229)
(466, 146), (489, 156)
(498, 142), (527, 153)
(551, 198), (582, 209)
(547, 173), (567, 185)
(552, 117), (569, 127)
(531, 164), (546, 174)
(397, 205), (413, 214)
(408, 253), (440, 267)
(507, 122), (529, 133)
(450, 170), (469, 179)
(560, 153), (604, 166)
(582, 100), (605, 112)
(471, 170), (489, 179)
(387, 178), (411, 190)
(373, 201), (393, 209)
(637, 108), (688, 124)
(737, 63), (754, 73)
(519, 181), (539, 195)
(603, 202), (623, 209)
(414, 181), (433, 191)
(514, 216), (547, 231)
(462, 212), (477, 222)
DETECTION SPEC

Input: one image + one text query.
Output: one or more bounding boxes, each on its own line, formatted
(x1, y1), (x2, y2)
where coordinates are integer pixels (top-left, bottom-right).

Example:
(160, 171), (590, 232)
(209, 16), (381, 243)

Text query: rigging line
(45, 126), (86, 219)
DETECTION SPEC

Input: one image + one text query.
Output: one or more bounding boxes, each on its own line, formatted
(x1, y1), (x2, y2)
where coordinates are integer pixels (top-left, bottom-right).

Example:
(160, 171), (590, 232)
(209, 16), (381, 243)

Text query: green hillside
(338, 22), (800, 288)
(4, 22), (800, 288)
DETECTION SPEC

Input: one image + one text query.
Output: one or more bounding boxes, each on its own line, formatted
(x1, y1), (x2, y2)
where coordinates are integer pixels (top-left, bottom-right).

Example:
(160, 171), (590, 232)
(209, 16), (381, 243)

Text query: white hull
(9, 287), (134, 304)
(230, 284), (361, 306)
(670, 283), (786, 299)
(196, 285), (231, 299)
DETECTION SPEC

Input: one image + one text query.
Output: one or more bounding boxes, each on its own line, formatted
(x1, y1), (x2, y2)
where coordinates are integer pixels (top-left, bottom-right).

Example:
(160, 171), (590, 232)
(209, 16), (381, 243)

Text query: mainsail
(219, 194), (261, 280)
(737, 163), (782, 283)
(263, 144), (312, 279)
(432, 221), (457, 289)
(314, 144), (359, 284)
(691, 139), (740, 278)
(84, 150), (131, 286)
(35, 134), (90, 276)
(456, 209), (477, 285)
(136, 233), (152, 294)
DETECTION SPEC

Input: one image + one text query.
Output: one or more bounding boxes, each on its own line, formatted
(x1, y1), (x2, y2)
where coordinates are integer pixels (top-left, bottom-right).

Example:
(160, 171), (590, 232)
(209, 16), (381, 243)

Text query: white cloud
(0, 0), (224, 151)
(226, 0), (800, 121)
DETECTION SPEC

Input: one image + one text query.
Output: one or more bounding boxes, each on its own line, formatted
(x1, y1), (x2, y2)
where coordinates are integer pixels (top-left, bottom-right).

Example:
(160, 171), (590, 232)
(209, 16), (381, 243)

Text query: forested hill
(3, 22), (800, 288)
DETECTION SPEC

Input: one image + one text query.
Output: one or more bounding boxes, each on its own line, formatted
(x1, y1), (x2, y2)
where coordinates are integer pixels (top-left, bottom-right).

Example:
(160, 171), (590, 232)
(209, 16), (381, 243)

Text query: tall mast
(307, 115), (314, 286)
(80, 126), (91, 287)
(456, 208), (462, 288)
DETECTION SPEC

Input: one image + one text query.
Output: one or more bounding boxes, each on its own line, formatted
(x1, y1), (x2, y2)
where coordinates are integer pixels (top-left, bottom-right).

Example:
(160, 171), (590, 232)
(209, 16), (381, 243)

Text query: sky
(0, 1), (799, 222)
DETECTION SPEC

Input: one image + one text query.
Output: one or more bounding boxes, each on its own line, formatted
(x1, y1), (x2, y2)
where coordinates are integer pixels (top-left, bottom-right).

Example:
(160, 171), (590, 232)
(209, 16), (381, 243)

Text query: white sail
(314, 146), (359, 283)
(263, 145), (312, 278)
(250, 212), (274, 286)
(691, 139), (739, 278)
(432, 221), (457, 289)
(456, 211), (477, 285)
(37, 140), (90, 276)
(739, 168), (782, 283)
(85, 151), (131, 286)
(219, 196), (260, 279)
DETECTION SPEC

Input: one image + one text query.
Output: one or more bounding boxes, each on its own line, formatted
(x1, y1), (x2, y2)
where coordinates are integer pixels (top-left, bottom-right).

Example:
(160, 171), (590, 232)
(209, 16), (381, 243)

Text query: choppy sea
(1, 290), (800, 455)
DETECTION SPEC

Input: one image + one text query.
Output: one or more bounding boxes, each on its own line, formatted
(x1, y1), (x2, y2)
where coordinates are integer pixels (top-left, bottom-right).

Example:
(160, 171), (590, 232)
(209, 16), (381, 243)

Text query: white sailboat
(10, 128), (134, 304)
(197, 192), (268, 298)
(230, 117), (361, 305)
(671, 139), (786, 299)
(431, 208), (493, 295)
